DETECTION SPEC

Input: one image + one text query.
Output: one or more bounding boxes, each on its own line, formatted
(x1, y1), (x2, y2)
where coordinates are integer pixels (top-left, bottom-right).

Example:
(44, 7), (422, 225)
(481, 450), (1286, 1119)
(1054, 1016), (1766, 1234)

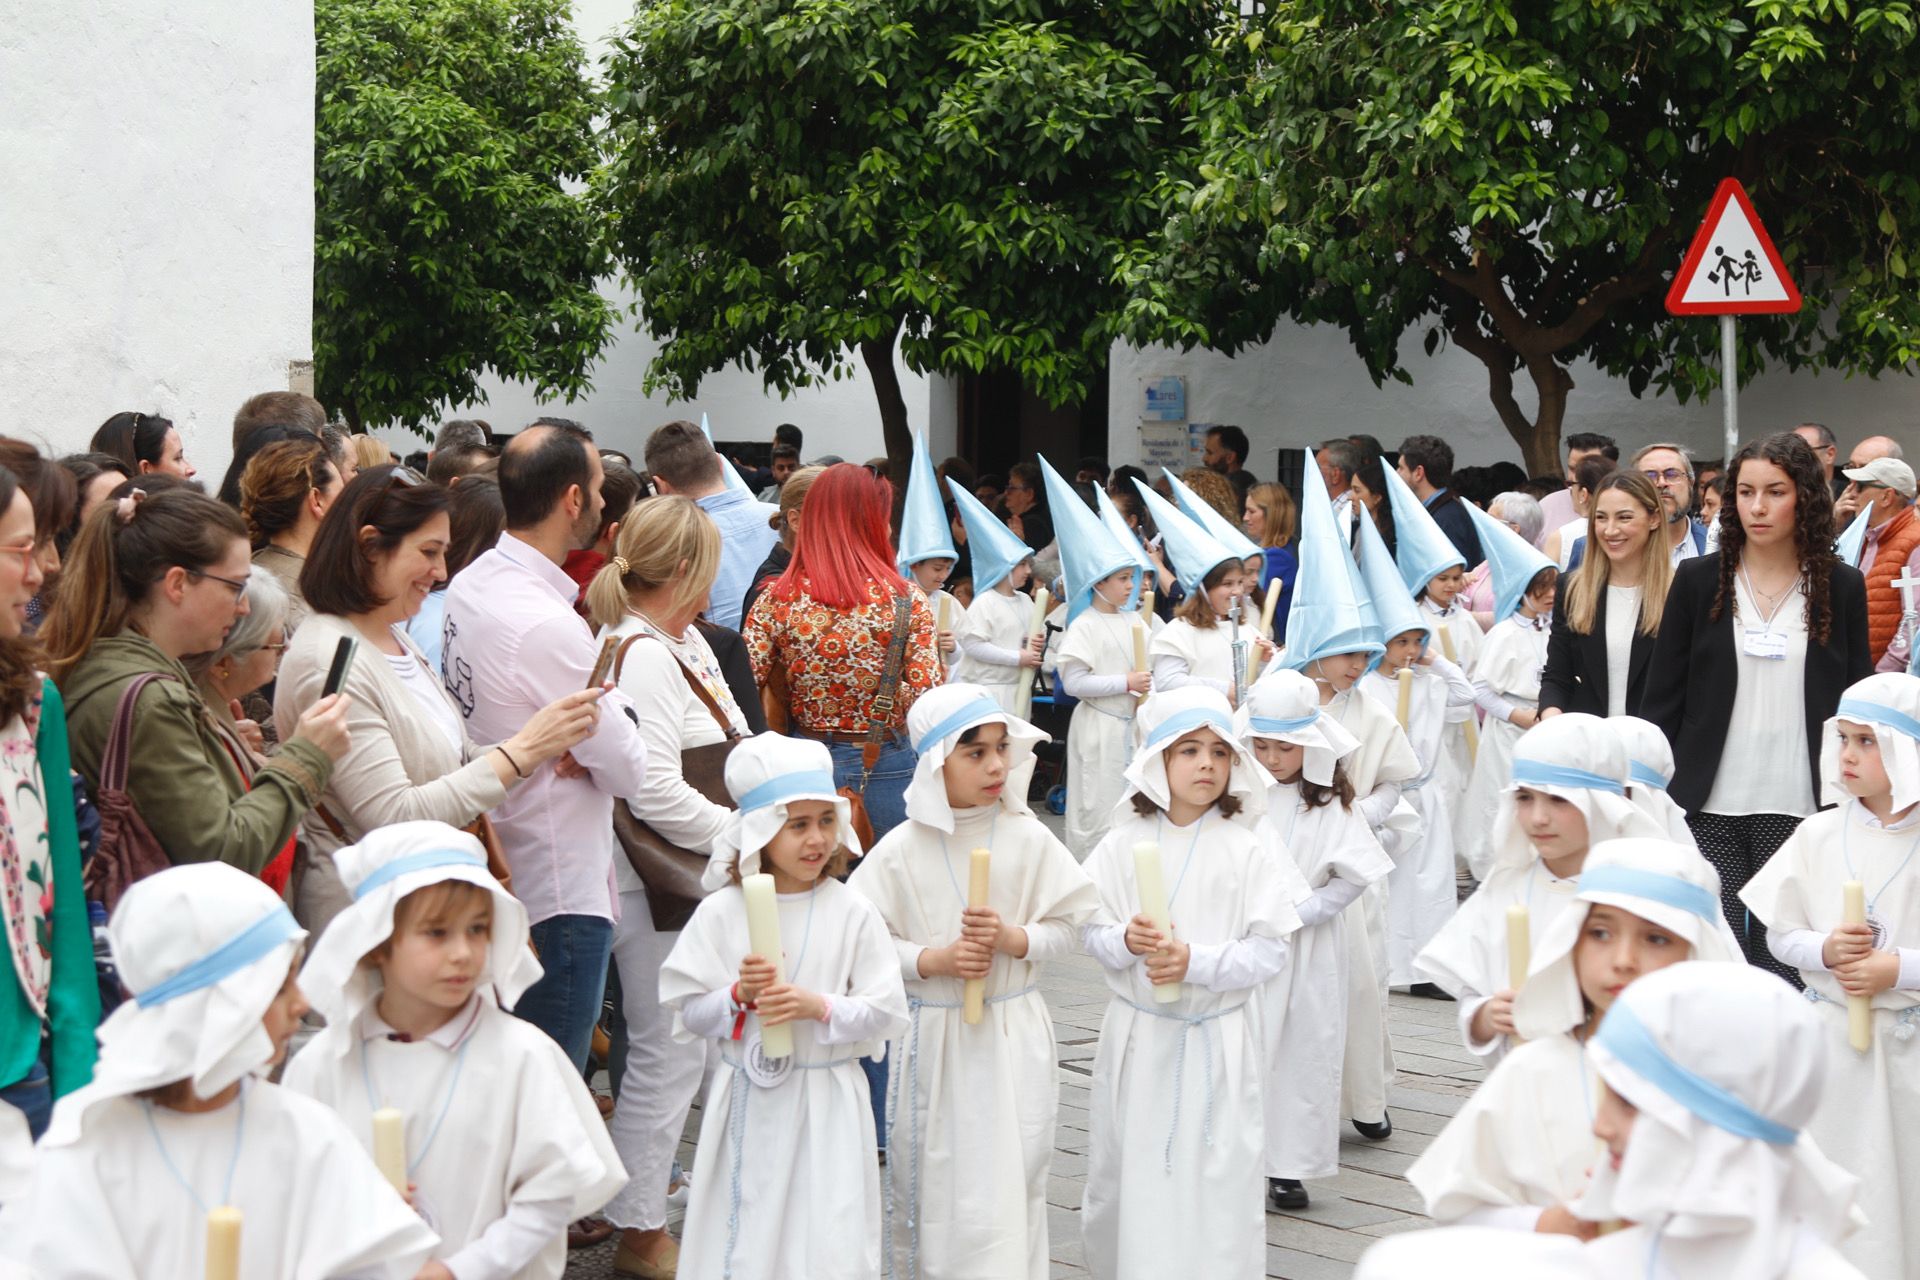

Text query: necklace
(782, 883), (821, 981)
(1841, 814), (1920, 949)
(1155, 812), (1210, 911)
(361, 1025), (474, 1178)
(938, 812), (1000, 908)
(143, 1089), (247, 1215)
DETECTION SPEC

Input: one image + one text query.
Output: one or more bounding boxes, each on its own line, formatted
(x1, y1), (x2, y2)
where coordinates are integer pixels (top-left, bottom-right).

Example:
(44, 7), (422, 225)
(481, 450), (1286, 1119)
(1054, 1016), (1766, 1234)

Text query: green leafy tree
(595, 0), (1224, 484)
(313, 0), (615, 431)
(1143, 0), (1920, 472)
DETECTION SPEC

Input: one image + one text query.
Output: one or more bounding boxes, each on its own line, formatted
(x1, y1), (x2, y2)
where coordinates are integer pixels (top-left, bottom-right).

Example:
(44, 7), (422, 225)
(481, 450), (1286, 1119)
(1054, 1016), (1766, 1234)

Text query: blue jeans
(0, 1058), (51, 1141)
(814, 732), (917, 842)
(517, 914), (614, 1074)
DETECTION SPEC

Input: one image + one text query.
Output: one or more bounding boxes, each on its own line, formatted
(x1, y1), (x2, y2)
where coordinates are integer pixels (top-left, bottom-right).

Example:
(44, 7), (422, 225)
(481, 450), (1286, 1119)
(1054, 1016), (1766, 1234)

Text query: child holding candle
(659, 733), (910, 1280)
(1740, 671), (1920, 1278)
(0, 863), (437, 1278)
(948, 480), (1044, 713)
(1408, 837), (1740, 1235)
(282, 821), (624, 1280)
(848, 683), (1102, 1279)
(1132, 479), (1273, 702)
(1080, 688), (1300, 1279)
(1415, 714), (1667, 1064)
(899, 430), (962, 671)
(1238, 671), (1390, 1211)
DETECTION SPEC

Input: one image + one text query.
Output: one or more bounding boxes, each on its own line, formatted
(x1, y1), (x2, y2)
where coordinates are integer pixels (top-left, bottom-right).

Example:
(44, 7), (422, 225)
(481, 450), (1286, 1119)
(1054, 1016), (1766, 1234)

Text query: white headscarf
(43, 863), (307, 1146)
(1120, 687), (1268, 819)
(1610, 715), (1696, 848)
(1822, 671), (1920, 813)
(1236, 668), (1361, 788)
(1487, 713), (1660, 872)
(902, 682), (1049, 832)
(1356, 1226), (1594, 1279)
(295, 821), (542, 1040)
(1512, 837), (1741, 1041)
(1574, 962), (1860, 1278)
(707, 733), (862, 891)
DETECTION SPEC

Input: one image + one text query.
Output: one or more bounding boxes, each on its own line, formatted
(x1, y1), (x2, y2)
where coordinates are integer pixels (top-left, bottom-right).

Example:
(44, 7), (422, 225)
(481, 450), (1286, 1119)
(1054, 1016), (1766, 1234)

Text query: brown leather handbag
(610, 635), (743, 931)
(83, 672), (180, 911)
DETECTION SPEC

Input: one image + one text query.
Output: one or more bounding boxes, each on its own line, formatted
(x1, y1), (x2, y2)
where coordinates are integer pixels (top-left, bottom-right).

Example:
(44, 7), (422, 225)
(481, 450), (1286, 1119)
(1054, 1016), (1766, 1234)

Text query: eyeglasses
(190, 569), (251, 600)
(1642, 468), (1689, 485)
(258, 641), (289, 655)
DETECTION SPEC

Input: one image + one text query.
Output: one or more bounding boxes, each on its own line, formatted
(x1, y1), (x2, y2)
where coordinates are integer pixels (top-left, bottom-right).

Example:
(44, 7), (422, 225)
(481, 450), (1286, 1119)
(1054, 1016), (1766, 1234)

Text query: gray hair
(186, 571), (290, 678)
(1316, 440), (1362, 484)
(1489, 491), (1545, 545)
(1631, 441), (1695, 481)
(433, 419), (490, 453)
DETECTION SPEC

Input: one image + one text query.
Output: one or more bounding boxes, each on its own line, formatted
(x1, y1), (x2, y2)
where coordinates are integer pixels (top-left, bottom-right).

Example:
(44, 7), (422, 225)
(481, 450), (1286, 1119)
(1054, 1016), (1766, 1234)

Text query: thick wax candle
(1395, 666), (1414, 730)
(964, 848), (992, 1024)
(1506, 904), (1530, 990)
(742, 873), (794, 1059)
(1844, 881), (1871, 1052)
(1015, 587), (1051, 719)
(370, 1108), (407, 1193)
(1132, 620), (1150, 697)
(205, 1206), (242, 1280)
(1134, 841), (1181, 1004)
(1249, 583), (1282, 682)
(1437, 627), (1479, 759)
(1139, 588), (1155, 622)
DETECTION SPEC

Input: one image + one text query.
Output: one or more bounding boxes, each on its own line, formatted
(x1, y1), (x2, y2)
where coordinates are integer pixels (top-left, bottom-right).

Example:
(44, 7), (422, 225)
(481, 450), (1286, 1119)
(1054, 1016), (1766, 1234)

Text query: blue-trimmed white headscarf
(42, 863), (309, 1147)
(1120, 687), (1268, 819)
(1610, 715), (1698, 849)
(296, 820), (541, 1040)
(1822, 672), (1920, 813)
(710, 733), (862, 890)
(901, 682), (1050, 833)
(1487, 713), (1661, 872)
(1237, 668), (1360, 788)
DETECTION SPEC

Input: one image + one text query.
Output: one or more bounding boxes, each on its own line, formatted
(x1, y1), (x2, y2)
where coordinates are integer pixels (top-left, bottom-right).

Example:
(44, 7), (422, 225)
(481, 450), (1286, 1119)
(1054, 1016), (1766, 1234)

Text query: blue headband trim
(133, 906), (302, 1008)
(1511, 759), (1626, 795)
(1247, 713), (1319, 736)
(1836, 698), (1920, 744)
(352, 849), (487, 901)
(914, 698), (1006, 754)
(1596, 1000), (1799, 1145)
(1144, 707), (1236, 754)
(1577, 865), (1719, 923)
(1629, 761), (1669, 791)
(737, 770), (840, 814)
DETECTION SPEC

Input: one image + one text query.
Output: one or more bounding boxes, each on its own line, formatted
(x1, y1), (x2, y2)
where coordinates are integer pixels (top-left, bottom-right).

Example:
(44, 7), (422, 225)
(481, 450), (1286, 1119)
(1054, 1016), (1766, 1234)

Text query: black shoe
(1267, 1178), (1309, 1210)
(1408, 982), (1456, 1001)
(1351, 1114), (1392, 1142)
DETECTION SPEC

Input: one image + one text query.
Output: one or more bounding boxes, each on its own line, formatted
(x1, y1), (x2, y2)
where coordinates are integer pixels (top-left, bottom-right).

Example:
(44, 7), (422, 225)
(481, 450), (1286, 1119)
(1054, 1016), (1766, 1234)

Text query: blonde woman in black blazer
(1540, 471), (1674, 719)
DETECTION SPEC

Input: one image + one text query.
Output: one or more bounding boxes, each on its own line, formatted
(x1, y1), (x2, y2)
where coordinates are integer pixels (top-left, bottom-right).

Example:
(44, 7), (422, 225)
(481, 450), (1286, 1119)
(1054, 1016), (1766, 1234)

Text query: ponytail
(586, 495), (719, 630)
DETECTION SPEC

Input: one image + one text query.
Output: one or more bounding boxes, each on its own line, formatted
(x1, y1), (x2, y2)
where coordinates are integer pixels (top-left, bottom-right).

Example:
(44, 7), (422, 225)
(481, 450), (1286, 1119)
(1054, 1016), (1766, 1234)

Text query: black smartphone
(587, 635), (620, 689)
(323, 636), (357, 698)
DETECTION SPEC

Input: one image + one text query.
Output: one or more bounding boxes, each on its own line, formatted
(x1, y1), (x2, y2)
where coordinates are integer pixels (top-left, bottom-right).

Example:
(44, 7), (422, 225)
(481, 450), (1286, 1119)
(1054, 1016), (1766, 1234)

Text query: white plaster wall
(0, 1), (317, 487)
(1111, 321), (1920, 474)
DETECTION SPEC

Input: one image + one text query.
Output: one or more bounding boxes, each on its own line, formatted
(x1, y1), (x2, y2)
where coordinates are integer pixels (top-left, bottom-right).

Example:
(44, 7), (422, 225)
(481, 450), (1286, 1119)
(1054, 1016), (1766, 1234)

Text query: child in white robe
(0, 863), (438, 1279)
(1611, 715), (1698, 850)
(1415, 714), (1666, 1063)
(1577, 963), (1867, 1278)
(1408, 837), (1740, 1233)
(1742, 672), (1920, 1278)
(1421, 566), (1484, 805)
(1057, 568), (1154, 857)
(1357, 1226), (1593, 1278)
(949, 477), (1046, 713)
(899, 429), (963, 673)
(1132, 477), (1272, 704)
(1239, 671), (1389, 1211)
(283, 821), (625, 1280)
(660, 734), (910, 1280)
(849, 684), (1102, 1280)
(1456, 574), (1556, 879)
(1080, 688), (1299, 1280)
(911, 557), (962, 673)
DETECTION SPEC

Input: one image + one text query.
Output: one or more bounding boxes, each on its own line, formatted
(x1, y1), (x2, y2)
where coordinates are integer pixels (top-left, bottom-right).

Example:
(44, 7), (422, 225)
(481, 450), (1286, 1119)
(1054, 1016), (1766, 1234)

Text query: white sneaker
(665, 1175), (691, 1229)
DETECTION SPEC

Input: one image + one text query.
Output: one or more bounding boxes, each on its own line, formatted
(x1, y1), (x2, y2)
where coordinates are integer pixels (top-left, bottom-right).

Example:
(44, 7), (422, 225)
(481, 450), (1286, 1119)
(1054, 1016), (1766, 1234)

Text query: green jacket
(0, 680), (99, 1098)
(62, 634), (332, 877)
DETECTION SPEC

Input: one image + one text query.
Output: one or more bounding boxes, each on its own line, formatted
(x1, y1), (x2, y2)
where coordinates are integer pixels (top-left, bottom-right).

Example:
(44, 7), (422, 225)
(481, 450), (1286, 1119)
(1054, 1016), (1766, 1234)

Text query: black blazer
(1641, 556), (1872, 815)
(1538, 578), (1656, 717)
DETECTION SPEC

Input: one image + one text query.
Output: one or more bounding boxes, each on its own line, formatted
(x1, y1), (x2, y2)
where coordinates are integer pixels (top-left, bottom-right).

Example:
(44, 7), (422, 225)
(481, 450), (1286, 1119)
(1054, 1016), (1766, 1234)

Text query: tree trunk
(1518, 358), (1572, 477)
(860, 323), (913, 533)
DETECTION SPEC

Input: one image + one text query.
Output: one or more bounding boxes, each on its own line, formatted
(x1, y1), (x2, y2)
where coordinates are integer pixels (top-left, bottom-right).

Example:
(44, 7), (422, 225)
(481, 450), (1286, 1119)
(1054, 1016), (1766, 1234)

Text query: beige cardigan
(273, 610), (508, 935)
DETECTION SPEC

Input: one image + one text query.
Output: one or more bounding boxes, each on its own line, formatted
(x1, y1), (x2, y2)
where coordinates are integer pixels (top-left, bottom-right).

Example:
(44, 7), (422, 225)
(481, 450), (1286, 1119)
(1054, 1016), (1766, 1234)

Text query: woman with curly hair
(1643, 431), (1871, 972)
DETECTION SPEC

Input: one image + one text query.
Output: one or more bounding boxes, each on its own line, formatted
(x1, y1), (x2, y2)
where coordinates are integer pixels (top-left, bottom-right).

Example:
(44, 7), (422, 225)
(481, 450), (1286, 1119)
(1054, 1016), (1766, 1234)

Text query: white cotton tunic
(283, 996), (626, 1280)
(1583, 1223), (1866, 1279)
(1603, 585), (1643, 719)
(1705, 577), (1817, 817)
(1149, 616), (1240, 702)
(0, 1081), (439, 1279)
(1741, 804), (1920, 1280)
(848, 805), (1102, 1280)
(1057, 609), (1148, 857)
(954, 588), (1033, 711)
(1255, 783), (1391, 1179)
(1360, 659), (1475, 985)
(1457, 615), (1551, 879)
(659, 880), (910, 1280)
(1080, 811), (1297, 1280)
(1423, 599), (1485, 811)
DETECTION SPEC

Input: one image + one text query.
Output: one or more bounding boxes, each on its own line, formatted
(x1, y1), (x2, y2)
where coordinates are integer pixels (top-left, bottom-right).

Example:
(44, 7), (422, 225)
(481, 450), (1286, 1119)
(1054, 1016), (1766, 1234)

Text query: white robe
(659, 879), (910, 1280)
(1457, 616), (1549, 879)
(1741, 806), (1920, 1280)
(1149, 616), (1241, 703)
(954, 588), (1031, 711)
(1057, 610), (1146, 858)
(1407, 1033), (1600, 1226)
(0, 1081), (439, 1279)
(848, 806), (1102, 1280)
(1583, 1223), (1866, 1279)
(1080, 811), (1297, 1280)
(1359, 659), (1475, 985)
(1255, 783), (1391, 1180)
(1423, 599), (1484, 819)
(283, 997), (626, 1280)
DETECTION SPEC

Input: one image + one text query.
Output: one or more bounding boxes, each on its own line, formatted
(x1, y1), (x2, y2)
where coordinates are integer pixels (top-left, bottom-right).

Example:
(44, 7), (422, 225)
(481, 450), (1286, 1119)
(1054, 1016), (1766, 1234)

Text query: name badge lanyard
(1739, 564), (1800, 661)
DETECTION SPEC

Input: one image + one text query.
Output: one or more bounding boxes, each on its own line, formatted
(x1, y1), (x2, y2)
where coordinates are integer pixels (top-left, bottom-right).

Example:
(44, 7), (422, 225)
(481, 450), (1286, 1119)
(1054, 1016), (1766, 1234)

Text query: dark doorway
(956, 364), (1110, 478)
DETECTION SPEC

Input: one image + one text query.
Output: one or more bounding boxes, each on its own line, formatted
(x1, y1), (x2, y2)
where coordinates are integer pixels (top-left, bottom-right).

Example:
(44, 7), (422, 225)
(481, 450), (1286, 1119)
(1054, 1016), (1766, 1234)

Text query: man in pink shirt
(443, 419), (649, 1071)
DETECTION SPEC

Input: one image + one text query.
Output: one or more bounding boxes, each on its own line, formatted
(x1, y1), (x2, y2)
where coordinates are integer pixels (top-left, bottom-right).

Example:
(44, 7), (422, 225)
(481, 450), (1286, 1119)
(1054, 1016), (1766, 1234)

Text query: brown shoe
(568, 1216), (617, 1249)
(613, 1235), (679, 1278)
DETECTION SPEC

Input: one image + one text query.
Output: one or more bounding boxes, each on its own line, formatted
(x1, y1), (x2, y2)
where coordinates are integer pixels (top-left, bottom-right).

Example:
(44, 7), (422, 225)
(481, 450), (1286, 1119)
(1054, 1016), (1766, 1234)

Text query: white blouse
(1704, 573), (1815, 817)
(1604, 584), (1642, 719)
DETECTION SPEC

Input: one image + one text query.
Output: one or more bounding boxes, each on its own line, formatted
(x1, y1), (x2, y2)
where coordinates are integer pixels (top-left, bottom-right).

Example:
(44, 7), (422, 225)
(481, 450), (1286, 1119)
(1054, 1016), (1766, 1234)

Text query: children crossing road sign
(1665, 177), (1802, 315)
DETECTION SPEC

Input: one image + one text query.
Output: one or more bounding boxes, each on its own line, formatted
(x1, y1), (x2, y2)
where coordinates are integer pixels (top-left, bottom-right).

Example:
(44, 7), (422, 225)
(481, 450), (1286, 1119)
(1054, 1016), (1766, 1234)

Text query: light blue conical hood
(1466, 500), (1556, 622)
(1354, 503), (1431, 671)
(1380, 463), (1468, 593)
(1039, 458), (1138, 623)
(896, 430), (958, 573)
(1130, 478), (1237, 592)
(1164, 469), (1262, 561)
(699, 412), (755, 496)
(1094, 485), (1154, 575)
(1282, 448), (1385, 670)
(946, 477), (1032, 592)
(1835, 506), (1873, 568)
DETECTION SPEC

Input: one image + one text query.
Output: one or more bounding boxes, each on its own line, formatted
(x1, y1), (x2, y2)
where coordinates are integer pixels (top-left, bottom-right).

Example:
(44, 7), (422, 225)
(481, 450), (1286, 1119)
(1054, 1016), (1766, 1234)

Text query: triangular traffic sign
(1665, 177), (1803, 315)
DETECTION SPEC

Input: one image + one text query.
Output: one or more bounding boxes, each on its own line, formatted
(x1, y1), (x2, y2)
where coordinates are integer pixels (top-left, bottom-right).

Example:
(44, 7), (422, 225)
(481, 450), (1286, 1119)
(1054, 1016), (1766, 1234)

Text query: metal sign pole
(1721, 313), (1738, 461)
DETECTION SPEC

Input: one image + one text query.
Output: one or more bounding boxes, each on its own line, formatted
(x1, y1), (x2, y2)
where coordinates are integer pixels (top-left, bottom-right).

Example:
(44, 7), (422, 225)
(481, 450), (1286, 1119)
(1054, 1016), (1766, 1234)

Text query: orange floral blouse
(744, 579), (944, 735)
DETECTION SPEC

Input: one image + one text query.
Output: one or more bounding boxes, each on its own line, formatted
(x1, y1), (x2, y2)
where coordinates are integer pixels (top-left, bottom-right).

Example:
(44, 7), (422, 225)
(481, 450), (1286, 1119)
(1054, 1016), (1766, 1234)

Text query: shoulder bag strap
(614, 631), (742, 741)
(101, 672), (176, 791)
(860, 594), (915, 775)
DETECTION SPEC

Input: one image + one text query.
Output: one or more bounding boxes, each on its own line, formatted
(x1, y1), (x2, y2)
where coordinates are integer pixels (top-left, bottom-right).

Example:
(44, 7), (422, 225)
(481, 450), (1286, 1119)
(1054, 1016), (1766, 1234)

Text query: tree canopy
(313, 0), (615, 431)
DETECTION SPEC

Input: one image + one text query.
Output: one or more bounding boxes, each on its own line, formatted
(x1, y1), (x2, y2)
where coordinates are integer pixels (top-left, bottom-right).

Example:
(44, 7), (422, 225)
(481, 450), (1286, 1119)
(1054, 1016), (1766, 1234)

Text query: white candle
(1248, 583), (1282, 682)
(1844, 881), (1871, 1052)
(1506, 904), (1530, 990)
(1014, 586), (1051, 719)
(742, 872), (793, 1060)
(1132, 619), (1150, 698)
(963, 848), (991, 1025)
(205, 1206), (242, 1280)
(1134, 842), (1181, 1004)
(370, 1108), (407, 1194)
(1138, 587), (1155, 622)
(936, 594), (952, 655)
(1395, 666), (1414, 730)
(1436, 627), (1480, 759)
